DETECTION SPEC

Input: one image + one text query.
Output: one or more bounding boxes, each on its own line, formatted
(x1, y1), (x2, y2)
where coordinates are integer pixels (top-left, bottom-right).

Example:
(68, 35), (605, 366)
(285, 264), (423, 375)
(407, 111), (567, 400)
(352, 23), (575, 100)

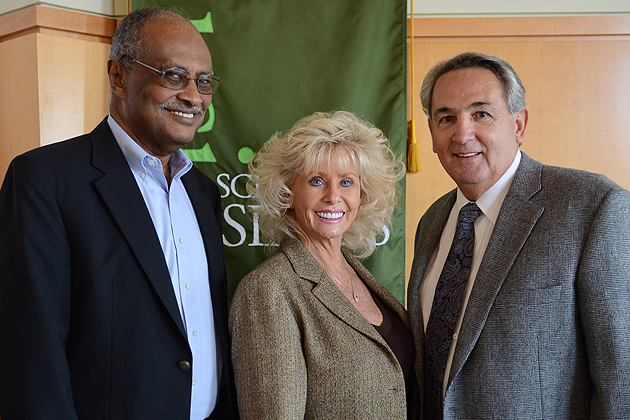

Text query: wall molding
(0, 5), (117, 43)
(409, 15), (630, 41)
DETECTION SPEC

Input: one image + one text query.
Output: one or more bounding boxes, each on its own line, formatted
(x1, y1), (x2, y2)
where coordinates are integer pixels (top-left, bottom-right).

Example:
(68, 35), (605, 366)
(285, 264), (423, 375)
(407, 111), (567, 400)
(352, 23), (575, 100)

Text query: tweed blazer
(230, 236), (412, 419)
(408, 153), (630, 419)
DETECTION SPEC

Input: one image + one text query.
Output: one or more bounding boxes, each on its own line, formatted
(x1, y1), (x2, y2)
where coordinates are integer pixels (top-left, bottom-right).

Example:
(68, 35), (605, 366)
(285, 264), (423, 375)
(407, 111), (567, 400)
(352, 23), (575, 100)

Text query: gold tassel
(407, 119), (420, 173)
(406, 3), (420, 173)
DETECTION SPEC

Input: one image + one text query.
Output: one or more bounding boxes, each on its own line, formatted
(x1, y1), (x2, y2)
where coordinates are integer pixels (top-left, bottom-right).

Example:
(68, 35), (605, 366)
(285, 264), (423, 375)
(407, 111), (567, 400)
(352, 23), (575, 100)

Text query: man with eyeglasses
(0, 7), (238, 420)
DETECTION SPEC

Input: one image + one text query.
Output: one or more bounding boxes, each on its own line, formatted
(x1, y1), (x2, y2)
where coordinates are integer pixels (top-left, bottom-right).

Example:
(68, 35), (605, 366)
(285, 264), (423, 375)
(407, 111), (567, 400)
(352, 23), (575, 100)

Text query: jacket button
(178, 360), (191, 371)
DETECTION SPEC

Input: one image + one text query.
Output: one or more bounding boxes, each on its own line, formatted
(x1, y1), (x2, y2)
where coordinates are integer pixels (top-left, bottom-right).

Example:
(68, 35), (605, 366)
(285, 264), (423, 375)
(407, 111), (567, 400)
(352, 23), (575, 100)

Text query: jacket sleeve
(577, 184), (630, 417)
(229, 269), (307, 419)
(0, 154), (79, 420)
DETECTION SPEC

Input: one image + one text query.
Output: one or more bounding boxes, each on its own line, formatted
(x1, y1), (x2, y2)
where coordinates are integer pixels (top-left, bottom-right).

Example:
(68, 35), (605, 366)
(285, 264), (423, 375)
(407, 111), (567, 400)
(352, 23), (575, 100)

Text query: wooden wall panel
(37, 33), (111, 146)
(405, 16), (630, 282)
(0, 34), (41, 183)
(0, 5), (115, 183)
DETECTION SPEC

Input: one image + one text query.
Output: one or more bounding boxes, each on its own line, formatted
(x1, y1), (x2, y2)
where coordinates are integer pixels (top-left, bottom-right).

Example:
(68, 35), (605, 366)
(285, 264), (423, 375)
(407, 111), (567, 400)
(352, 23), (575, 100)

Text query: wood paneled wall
(0, 6), (115, 181)
(405, 16), (630, 281)
(1, 8), (629, 288)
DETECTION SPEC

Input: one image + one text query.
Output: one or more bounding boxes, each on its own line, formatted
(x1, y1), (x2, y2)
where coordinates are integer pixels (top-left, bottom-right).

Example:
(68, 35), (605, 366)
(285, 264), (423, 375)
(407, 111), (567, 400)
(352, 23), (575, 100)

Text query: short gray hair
(420, 52), (526, 117)
(109, 7), (190, 70)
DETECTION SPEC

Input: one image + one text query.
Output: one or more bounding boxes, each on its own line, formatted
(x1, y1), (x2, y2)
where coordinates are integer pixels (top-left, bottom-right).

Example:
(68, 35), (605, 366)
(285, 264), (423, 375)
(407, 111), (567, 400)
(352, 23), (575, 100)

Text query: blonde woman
(229, 111), (414, 419)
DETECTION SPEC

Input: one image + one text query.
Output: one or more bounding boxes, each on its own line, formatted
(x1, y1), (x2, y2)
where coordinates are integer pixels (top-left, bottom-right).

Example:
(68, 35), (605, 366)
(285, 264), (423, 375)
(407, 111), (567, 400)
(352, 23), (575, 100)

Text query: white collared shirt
(108, 116), (219, 419)
(420, 150), (522, 397)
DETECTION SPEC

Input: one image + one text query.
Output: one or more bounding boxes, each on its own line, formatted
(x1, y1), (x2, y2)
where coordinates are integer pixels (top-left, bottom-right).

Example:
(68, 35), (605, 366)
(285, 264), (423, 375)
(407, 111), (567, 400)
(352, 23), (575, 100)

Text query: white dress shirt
(420, 150), (522, 397)
(108, 116), (219, 419)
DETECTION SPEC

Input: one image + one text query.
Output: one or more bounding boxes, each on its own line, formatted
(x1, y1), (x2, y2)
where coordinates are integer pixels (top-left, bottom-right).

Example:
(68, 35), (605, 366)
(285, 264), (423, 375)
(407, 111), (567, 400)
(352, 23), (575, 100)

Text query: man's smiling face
(429, 67), (528, 201)
(113, 17), (214, 159)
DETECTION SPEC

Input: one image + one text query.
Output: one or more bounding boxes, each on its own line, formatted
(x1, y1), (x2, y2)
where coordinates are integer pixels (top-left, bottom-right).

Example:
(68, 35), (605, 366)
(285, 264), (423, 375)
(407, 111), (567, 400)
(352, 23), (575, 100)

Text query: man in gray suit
(408, 51), (630, 419)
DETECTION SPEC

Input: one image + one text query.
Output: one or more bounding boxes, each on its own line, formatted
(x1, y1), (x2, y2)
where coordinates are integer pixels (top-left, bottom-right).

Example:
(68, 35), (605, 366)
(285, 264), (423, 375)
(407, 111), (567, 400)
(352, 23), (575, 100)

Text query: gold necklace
(331, 274), (359, 302)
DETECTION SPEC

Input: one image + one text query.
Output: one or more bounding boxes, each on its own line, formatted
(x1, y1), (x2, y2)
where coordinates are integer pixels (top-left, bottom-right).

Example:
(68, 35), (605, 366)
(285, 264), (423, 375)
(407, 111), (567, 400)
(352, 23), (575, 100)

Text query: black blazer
(0, 118), (238, 419)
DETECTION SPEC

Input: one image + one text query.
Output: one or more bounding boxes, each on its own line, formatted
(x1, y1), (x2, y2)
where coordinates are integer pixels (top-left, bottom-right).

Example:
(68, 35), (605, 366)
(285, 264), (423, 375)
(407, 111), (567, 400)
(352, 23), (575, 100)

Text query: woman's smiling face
(290, 152), (362, 247)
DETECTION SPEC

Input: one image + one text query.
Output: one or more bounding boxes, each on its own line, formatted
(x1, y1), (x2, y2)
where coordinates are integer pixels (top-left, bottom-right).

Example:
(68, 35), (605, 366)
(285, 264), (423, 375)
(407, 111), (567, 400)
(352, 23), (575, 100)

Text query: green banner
(133, 0), (408, 302)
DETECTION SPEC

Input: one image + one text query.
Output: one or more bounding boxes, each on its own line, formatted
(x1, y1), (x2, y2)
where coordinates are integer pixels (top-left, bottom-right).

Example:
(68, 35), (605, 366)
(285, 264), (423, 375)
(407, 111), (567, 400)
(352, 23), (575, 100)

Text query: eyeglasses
(122, 55), (221, 95)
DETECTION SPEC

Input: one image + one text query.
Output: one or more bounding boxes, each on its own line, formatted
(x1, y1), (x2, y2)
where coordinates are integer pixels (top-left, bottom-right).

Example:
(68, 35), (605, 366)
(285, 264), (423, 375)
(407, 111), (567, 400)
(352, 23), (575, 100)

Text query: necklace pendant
(353, 292), (359, 302)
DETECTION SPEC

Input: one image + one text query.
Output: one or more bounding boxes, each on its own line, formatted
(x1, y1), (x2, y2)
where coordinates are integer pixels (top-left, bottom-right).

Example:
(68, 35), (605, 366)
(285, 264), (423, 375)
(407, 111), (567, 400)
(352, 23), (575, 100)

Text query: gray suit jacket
(230, 236), (412, 419)
(408, 153), (630, 419)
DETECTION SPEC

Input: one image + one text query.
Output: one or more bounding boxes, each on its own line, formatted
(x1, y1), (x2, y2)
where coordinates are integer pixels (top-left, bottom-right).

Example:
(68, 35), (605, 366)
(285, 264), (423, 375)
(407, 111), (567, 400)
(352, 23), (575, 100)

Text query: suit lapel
(348, 252), (410, 328)
(181, 170), (224, 305)
(182, 172), (230, 349)
(282, 238), (389, 346)
(409, 191), (457, 354)
(89, 119), (187, 338)
(448, 153), (544, 386)
(410, 193), (456, 299)
(314, 273), (387, 345)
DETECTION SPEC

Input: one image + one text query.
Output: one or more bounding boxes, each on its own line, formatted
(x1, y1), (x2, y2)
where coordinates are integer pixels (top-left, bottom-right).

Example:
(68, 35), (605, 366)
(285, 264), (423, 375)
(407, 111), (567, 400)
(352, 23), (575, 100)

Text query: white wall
(409, 0), (630, 16)
(1, 0), (629, 19)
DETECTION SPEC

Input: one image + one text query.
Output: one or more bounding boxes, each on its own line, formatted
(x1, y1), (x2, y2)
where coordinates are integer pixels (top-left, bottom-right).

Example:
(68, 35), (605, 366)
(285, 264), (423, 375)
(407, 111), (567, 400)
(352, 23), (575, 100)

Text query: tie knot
(458, 202), (482, 227)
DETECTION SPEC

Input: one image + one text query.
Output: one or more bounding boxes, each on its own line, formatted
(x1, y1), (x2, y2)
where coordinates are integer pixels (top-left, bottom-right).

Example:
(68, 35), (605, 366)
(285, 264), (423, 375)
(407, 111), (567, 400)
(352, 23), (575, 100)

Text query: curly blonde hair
(247, 111), (405, 258)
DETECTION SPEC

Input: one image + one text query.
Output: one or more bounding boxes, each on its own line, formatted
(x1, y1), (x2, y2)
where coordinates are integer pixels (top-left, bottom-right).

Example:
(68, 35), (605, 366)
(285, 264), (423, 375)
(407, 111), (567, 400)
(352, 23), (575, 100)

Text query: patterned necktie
(424, 202), (482, 420)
